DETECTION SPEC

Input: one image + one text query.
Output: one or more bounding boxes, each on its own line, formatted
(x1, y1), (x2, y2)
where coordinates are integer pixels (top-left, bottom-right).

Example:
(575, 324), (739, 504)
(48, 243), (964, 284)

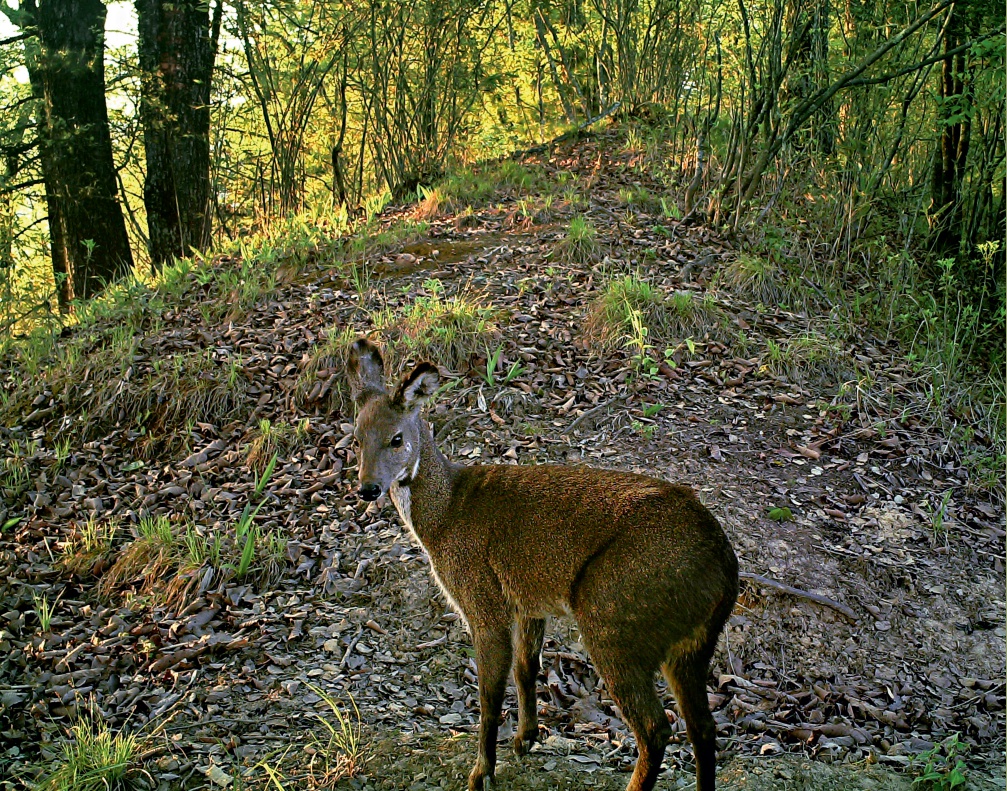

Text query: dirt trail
(0, 132), (1003, 790)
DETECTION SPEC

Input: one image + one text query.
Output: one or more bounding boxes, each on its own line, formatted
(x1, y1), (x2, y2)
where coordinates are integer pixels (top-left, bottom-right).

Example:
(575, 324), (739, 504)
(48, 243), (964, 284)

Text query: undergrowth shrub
(99, 477), (285, 609)
(416, 160), (542, 218)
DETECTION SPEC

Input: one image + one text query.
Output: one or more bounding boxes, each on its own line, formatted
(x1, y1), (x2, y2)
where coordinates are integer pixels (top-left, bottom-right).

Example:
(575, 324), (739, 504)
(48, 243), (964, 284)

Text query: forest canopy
(0, 0), (1003, 384)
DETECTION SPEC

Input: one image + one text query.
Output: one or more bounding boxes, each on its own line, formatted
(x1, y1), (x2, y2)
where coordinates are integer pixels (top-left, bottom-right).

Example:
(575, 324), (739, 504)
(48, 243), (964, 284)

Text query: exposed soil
(1, 131), (1003, 790)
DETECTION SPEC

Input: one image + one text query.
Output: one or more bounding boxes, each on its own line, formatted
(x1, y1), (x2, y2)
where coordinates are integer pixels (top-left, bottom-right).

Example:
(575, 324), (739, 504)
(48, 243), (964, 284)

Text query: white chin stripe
(396, 458), (420, 483)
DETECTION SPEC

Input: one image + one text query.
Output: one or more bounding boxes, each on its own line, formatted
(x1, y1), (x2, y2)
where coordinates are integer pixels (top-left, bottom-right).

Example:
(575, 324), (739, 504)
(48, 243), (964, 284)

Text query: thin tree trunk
(18, 7), (71, 310)
(136, 0), (221, 272)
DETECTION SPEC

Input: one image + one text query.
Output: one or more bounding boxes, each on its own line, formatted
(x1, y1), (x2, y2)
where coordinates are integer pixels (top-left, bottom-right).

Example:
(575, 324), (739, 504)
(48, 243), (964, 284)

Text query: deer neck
(389, 418), (456, 545)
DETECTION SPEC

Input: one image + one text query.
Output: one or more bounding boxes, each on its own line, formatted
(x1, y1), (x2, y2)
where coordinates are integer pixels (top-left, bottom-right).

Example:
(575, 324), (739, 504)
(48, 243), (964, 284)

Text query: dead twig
(739, 571), (858, 621)
(567, 396), (625, 434)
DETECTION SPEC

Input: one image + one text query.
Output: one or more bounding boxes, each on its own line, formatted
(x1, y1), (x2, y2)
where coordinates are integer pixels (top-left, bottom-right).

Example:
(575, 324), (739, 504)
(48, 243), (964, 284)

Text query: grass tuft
(60, 517), (117, 578)
(246, 419), (294, 472)
(585, 273), (721, 365)
(763, 331), (858, 387)
(97, 516), (178, 600)
(724, 252), (779, 303)
(40, 714), (143, 791)
(373, 279), (500, 371)
(296, 326), (360, 415)
(556, 215), (600, 263)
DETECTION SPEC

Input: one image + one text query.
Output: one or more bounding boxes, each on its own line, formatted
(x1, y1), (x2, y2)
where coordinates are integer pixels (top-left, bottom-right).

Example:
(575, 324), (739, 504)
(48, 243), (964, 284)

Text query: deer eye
(389, 434), (403, 448)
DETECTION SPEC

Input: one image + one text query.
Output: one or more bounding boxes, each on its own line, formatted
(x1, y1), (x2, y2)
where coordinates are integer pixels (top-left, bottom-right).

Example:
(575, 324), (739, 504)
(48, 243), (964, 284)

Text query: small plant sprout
(930, 490), (953, 538)
(255, 452), (278, 498)
(768, 506), (793, 522)
(912, 733), (968, 790)
(422, 277), (444, 296)
(483, 345), (504, 387)
(53, 437), (72, 470)
(502, 359), (525, 386)
(235, 522), (258, 580)
(32, 589), (62, 632)
(632, 420), (656, 440)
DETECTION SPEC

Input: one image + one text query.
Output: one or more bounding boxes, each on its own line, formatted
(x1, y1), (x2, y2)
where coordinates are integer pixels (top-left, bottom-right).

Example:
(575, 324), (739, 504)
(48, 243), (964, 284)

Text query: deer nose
(359, 483), (382, 501)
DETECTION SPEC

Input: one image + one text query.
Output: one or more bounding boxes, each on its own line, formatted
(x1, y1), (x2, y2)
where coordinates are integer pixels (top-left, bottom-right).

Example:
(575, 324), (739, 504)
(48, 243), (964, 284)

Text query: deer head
(347, 338), (439, 501)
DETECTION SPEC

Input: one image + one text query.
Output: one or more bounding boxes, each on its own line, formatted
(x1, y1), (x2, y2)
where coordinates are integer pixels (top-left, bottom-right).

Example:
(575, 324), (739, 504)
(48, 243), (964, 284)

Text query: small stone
(439, 713), (462, 726)
(894, 495), (904, 504)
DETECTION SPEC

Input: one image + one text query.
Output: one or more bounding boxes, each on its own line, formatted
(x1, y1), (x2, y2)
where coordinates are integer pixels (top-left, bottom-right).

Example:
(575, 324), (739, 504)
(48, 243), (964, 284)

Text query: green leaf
(642, 403), (665, 418)
(768, 506), (793, 522)
(2, 517), (21, 533)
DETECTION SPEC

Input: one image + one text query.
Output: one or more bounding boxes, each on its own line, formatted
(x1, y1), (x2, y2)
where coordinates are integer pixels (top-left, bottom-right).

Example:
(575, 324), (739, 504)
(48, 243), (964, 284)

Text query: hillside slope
(1, 130), (1003, 790)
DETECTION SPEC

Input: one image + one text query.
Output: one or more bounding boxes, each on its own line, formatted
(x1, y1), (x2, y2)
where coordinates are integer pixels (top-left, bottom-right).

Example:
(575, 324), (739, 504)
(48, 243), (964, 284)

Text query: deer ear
(346, 338), (386, 405)
(393, 362), (440, 410)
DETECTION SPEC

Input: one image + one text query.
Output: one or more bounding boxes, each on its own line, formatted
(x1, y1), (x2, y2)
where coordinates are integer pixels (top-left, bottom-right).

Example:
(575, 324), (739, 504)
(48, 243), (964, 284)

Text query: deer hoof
(513, 730), (537, 756)
(468, 764), (494, 790)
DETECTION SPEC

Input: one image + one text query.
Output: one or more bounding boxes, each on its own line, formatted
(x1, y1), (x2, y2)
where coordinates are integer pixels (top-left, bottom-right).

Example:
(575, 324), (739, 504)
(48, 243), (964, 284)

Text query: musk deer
(347, 338), (738, 791)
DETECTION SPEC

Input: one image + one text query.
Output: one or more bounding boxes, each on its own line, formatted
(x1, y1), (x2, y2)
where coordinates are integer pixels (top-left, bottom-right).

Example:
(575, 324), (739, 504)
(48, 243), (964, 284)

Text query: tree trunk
(18, 10), (72, 310)
(136, 0), (221, 272)
(34, 0), (134, 300)
(929, 7), (971, 255)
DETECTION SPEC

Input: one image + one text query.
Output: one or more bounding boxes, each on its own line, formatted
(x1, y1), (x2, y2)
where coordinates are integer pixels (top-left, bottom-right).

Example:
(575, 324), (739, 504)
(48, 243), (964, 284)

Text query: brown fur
(348, 339), (739, 791)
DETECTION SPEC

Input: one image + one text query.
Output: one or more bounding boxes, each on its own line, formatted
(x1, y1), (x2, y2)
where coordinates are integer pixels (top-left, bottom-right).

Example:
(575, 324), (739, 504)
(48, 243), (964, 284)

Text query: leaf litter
(0, 131), (1002, 790)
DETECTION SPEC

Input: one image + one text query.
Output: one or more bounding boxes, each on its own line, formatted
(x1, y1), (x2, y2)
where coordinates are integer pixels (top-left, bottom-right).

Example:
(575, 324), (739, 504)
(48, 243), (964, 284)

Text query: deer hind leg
(662, 640), (719, 791)
(512, 615), (546, 756)
(468, 624), (513, 791)
(597, 662), (671, 791)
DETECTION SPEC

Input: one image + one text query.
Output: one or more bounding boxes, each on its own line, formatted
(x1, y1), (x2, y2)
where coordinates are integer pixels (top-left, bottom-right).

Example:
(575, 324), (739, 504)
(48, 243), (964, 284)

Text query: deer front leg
(469, 624), (513, 791)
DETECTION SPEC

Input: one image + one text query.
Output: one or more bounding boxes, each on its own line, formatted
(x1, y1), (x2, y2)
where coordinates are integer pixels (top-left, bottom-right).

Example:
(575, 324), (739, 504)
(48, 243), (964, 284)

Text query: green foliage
(586, 273), (721, 371)
(912, 734), (968, 790)
(137, 515), (173, 546)
(32, 589), (61, 633)
(763, 332), (857, 388)
(929, 491), (953, 539)
(60, 517), (117, 577)
(768, 506), (793, 522)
